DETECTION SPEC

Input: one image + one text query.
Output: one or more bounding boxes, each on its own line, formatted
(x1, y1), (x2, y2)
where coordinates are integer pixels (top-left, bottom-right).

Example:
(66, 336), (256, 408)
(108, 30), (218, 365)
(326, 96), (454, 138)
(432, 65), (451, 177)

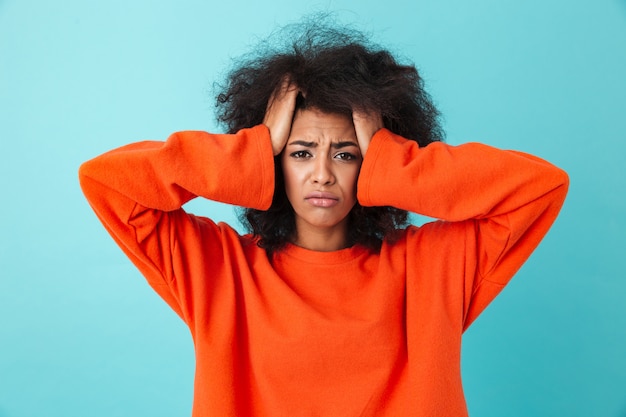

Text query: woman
(79, 21), (568, 417)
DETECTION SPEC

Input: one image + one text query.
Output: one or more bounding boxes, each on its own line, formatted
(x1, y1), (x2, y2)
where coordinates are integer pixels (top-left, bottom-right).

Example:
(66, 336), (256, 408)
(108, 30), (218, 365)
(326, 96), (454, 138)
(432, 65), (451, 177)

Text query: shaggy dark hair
(215, 17), (444, 253)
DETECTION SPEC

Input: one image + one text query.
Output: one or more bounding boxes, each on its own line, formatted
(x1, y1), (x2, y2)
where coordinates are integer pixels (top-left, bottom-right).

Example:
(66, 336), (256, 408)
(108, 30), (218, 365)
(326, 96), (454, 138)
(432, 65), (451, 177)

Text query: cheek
(281, 162), (300, 200)
(340, 166), (360, 198)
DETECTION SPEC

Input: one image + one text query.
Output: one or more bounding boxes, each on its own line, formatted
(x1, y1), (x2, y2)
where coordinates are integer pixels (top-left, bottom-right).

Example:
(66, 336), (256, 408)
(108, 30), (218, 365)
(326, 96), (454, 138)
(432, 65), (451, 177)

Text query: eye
(335, 152), (357, 161)
(289, 150), (312, 159)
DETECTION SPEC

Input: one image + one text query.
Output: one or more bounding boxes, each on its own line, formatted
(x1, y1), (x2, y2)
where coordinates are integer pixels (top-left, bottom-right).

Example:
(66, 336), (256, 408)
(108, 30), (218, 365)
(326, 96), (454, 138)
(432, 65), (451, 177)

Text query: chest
(239, 261), (408, 413)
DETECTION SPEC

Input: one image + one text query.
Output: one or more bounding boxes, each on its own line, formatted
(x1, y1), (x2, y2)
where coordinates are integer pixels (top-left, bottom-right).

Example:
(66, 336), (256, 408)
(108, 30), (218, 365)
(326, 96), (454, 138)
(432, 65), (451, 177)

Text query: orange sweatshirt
(79, 125), (568, 416)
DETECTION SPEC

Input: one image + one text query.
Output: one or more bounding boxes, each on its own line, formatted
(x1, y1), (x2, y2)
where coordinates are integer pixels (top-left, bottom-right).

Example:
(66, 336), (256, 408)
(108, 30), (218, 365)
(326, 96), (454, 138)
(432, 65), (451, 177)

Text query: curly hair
(215, 16), (444, 253)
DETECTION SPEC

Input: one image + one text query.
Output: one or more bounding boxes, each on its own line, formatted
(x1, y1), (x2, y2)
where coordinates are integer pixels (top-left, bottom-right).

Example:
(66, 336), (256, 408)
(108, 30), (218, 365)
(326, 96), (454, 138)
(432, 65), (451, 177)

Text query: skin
(281, 109), (360, 251)
(263, 78), (383, 251)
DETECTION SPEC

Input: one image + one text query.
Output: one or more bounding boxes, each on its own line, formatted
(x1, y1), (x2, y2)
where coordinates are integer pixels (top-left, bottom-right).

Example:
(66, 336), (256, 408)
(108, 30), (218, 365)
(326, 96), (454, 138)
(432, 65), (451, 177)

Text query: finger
(352, 109), (383, 158)
(267, 77), (297, 108)
(264, 77), (298, 155)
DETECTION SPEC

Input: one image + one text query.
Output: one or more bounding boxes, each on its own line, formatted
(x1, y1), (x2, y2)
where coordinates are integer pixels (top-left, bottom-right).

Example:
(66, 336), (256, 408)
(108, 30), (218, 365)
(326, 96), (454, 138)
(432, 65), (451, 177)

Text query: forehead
(289, 108), (355, 140)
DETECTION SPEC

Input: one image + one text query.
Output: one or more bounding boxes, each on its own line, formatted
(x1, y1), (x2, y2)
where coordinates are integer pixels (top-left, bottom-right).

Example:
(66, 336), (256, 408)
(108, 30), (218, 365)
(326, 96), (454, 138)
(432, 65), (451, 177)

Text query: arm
(79, 78), (296, 323)
(78, 125), (275, 319)
(357, 128), (569, 328)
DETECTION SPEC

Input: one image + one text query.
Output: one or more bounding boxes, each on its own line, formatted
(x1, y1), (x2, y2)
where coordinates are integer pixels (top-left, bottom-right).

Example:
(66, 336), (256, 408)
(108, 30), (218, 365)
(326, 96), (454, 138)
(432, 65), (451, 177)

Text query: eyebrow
(287, 140), (359, 149)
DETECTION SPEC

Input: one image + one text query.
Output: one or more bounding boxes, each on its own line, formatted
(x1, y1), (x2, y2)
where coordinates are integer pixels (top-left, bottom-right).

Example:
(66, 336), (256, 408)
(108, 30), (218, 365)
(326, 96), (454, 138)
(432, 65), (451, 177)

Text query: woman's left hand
(352, 109), (383, 159)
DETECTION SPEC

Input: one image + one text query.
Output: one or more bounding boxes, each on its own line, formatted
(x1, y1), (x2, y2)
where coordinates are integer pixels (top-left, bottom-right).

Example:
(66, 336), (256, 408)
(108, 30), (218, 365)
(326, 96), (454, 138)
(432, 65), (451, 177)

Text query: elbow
(78, 162), (88, 190)
(554, 166), (570, 197)
(78, 161), (92, 192)
(78, 159), (100, 201)
(77, 161), (89, 183)
(546, 166), (570, 211)
(557, 166), (569, 188)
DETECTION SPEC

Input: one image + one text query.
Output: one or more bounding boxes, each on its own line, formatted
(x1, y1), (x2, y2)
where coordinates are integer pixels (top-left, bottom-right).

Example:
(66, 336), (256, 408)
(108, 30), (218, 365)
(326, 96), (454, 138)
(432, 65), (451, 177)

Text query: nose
(310, 156), (335, 185)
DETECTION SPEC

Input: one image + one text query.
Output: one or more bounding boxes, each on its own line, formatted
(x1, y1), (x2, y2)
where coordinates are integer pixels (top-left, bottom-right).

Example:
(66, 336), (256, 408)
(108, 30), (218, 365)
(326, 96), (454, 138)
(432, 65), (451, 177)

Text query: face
(281, 108), (362, 244)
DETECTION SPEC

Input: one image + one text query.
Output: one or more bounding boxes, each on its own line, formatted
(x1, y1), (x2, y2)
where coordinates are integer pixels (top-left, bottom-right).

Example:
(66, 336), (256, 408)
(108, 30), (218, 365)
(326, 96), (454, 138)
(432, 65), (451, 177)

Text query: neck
(291, 221), (350, 252)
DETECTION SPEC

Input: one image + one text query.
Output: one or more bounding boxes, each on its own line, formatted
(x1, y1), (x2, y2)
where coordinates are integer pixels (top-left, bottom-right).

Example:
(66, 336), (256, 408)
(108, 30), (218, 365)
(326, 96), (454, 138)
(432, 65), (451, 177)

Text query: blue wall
(1, 1), (625, 416)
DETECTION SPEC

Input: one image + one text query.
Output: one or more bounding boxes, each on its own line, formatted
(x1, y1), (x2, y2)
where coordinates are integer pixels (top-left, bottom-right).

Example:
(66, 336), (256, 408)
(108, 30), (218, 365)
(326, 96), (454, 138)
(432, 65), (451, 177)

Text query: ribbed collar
(274, 243), (371, 265)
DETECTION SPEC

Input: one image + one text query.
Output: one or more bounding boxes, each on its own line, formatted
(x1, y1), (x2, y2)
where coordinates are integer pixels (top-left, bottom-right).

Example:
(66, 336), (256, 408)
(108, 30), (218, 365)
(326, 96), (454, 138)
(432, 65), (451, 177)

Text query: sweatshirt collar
(274, 243), (370, 265)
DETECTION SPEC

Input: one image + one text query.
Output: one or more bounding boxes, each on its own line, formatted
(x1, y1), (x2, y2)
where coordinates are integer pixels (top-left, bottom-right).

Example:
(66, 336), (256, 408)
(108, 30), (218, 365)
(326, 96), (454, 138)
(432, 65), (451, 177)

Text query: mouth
(305, 191), (339, 208)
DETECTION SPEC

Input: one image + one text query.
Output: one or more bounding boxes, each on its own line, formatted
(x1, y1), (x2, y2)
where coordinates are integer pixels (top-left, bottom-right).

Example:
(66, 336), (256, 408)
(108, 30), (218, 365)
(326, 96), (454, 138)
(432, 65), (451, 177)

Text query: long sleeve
(78, 124), (275, 321)
(358, 128), (569, 328)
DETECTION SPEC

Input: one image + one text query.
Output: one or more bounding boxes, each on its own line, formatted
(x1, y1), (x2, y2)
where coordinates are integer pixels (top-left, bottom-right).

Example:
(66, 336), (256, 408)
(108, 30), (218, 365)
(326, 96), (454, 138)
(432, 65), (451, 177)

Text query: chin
(300, 213), (350, 230)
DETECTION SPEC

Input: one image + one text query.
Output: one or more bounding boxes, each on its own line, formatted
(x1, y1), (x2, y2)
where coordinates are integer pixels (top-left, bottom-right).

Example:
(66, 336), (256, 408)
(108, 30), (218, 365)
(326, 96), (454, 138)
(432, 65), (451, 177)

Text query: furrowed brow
(331, 141), (359, 149)
(286, 140), (358, 149)
(288, 140), (317, 147)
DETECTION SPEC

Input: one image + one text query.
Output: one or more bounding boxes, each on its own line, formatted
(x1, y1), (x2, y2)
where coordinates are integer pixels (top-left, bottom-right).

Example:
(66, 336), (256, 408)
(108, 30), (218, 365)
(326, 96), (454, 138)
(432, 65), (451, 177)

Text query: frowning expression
(281, 108), (362, 242)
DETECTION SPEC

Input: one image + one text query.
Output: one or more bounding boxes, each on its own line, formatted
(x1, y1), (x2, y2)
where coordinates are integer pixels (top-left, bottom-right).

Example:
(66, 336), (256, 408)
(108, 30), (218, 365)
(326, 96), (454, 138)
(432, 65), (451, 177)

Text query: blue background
(1, 1), (625, 416)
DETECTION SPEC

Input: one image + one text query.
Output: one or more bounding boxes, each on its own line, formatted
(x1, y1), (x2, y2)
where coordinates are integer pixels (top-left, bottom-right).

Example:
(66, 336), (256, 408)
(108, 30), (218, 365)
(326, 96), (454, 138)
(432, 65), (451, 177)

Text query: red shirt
(80, 125), (568, 416)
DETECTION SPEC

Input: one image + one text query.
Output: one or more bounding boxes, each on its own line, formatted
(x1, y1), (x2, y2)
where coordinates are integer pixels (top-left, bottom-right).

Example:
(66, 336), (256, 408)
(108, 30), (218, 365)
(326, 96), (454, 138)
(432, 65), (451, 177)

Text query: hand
(263, 77), (299, 156)
(352, 109), (383, 159)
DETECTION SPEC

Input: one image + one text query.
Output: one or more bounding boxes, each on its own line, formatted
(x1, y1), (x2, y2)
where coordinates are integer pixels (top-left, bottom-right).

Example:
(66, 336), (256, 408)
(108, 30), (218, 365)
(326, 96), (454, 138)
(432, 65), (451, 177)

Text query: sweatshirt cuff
(250, 124), (276, 210)
(357, 128), (405, 207)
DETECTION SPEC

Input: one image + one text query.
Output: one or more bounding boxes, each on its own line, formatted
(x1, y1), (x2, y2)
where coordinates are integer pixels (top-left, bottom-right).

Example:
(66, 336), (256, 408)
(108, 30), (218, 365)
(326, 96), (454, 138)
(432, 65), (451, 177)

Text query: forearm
(357, 128), (568, 222)
(359, 128), (568, 292)
(78, 125), (276, 317)
(79, 124), (275, 214)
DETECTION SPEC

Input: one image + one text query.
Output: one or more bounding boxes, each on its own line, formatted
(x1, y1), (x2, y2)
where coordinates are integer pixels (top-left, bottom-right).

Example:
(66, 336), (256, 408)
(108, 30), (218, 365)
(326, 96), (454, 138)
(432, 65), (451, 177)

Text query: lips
(305, 191), (339, 207)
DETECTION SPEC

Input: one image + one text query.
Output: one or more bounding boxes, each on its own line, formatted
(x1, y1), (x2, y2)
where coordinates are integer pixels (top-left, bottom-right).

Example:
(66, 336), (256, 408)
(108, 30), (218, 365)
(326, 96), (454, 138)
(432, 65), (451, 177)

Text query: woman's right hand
(263, 77), (299, 156)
